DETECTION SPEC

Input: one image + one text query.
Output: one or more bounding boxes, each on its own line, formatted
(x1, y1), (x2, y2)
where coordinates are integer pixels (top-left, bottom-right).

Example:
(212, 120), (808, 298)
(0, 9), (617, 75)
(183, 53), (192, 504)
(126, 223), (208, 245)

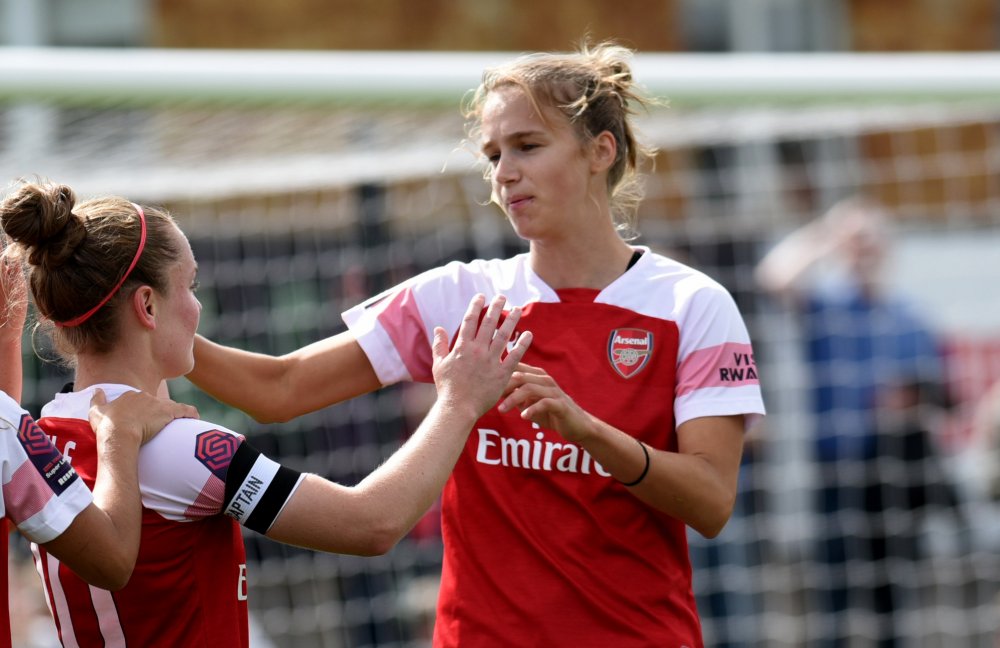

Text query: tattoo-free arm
(41, 390), (198, 590)
(188, 332), (381, 424)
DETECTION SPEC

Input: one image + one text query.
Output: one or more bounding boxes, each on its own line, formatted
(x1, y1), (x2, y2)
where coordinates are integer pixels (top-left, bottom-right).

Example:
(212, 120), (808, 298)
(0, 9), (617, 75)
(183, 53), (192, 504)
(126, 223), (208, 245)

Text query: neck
(529, 234), (636, 290)
(73, 351), (162, 394)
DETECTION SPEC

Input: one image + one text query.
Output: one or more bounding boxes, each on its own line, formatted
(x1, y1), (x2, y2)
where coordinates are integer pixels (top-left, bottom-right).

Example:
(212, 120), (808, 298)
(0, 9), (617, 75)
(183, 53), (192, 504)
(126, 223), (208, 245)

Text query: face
(154, 225), (202, 379)
(480, 86), (601, 242)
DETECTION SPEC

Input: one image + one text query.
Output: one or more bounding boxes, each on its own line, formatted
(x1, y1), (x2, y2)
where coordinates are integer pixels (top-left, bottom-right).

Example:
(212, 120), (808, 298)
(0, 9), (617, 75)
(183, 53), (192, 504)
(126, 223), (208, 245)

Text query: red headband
(55, 203), (147, 328)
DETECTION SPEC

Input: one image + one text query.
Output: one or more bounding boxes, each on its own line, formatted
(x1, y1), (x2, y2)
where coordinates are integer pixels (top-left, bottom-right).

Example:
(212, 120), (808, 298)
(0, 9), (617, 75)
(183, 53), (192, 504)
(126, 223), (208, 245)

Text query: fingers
(170, 401), (200, 420)
(430, 326), (449, 362)
(90, 388), (108, 408)
(454, 294), (487, 345)
(503, 330), (532, 366)
(514, 362), (544, 375)
(476, 294), (508, 345)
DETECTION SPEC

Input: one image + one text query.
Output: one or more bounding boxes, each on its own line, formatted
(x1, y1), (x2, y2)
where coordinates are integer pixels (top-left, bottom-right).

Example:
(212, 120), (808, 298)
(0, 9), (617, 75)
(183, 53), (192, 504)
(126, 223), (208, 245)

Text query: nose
(493, 154), (518, 185)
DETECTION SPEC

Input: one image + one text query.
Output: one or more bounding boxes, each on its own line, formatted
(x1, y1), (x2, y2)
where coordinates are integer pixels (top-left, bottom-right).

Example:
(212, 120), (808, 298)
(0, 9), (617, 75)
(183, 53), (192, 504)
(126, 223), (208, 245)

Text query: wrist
(617, 438), (650, 487)
(431, 395), (482, 429)
(94, 424), (142, 458)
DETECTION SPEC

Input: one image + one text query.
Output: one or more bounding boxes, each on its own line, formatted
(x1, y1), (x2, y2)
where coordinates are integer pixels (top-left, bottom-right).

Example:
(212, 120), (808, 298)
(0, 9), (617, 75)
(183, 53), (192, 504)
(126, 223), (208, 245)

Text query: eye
(190, 279), (201, 292)
(485, 152), (500, 165)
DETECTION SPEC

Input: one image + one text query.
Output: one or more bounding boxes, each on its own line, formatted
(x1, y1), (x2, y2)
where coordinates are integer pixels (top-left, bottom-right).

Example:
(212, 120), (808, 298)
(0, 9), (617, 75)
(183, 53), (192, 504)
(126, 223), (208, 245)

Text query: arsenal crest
(608, 328), (653, 379)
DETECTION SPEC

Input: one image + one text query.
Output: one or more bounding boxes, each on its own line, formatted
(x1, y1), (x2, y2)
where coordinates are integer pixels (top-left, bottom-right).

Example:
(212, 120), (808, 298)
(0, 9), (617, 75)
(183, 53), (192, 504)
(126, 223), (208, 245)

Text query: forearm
(754, 220), (831, 297)
(0, 331), (21, 400)
(89, 434), (144, 574)
(188, 333), (381, 423)
(352, 397), (478, 541)
(577, 417), (743, 538)
(42, 436), (143, 590)
(187, 335), (293, 421)
(267, 398), (478, 555)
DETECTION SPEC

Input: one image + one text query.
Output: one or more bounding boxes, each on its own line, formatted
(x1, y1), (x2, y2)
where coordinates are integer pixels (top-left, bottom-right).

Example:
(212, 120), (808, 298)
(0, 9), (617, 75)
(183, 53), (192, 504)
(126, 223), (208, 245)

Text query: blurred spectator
(755, 197), (953, 648)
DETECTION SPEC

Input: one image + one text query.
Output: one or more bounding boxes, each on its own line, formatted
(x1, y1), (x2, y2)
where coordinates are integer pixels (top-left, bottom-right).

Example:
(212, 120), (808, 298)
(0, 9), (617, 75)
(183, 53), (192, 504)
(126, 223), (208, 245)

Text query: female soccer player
(0, 182), (530, 648)
(189, 42), (765, 647)
(1, 249), (196, 647)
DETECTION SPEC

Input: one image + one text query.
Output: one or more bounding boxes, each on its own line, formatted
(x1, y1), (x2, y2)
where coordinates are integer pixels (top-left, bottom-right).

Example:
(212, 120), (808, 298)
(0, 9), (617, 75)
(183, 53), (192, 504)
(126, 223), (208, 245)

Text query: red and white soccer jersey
(343, 248), (765, 648)
(1, 390), (92, 648)
(33, 384), (304, 648)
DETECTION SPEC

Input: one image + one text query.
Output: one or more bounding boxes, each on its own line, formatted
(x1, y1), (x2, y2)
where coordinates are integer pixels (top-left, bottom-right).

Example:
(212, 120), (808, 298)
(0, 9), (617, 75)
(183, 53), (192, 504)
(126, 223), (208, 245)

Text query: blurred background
(4, 0), (1000, 646)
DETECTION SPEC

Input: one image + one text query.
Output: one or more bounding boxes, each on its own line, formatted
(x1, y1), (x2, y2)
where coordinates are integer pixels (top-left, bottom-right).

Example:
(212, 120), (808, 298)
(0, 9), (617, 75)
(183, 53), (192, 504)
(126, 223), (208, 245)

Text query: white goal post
(3, 47), (1000, 105)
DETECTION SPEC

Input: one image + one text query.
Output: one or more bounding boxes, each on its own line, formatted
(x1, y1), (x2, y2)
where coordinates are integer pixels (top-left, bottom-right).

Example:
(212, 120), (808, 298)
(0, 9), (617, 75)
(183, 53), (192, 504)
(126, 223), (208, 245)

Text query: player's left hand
(498, 363), (597, 443)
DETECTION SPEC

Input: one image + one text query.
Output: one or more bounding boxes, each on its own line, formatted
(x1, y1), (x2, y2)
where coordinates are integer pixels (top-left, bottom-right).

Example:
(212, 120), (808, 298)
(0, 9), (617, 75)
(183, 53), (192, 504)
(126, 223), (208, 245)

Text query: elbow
(250, 410), (292, 425)
(691, 497), (737, 540)
(359, 522), (408, 557)
(694, 518), (728, 540)
(88, 562), (134, 592)
(103, 570), (133, 592)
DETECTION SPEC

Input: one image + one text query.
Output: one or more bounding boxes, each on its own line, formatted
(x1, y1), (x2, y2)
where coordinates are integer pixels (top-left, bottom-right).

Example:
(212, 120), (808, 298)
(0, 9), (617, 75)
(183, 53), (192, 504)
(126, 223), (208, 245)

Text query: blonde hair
(463, 41), (659, 239)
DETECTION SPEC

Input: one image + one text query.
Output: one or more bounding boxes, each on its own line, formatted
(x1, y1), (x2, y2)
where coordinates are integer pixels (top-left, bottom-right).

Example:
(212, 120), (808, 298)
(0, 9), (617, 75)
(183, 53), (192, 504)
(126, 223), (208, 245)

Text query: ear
(589, 131), (617, 175)
(130, 285), (157, 330)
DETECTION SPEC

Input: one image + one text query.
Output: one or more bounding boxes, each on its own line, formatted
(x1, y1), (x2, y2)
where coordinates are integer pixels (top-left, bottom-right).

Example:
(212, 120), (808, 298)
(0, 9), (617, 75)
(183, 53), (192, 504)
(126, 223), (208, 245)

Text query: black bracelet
(618, 438), (650, 487)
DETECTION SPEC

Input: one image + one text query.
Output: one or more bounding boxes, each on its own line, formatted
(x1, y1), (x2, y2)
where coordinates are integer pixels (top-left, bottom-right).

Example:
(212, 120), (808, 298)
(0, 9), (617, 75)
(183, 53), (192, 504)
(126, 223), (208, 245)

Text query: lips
(506, 195), (532, 210)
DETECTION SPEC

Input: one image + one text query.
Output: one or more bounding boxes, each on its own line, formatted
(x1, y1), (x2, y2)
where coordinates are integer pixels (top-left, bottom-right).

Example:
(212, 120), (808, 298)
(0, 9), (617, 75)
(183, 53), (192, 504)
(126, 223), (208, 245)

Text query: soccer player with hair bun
(1, 181), (530, 648)
(1, 234), (196, 648)
(190, 41), (765, 646)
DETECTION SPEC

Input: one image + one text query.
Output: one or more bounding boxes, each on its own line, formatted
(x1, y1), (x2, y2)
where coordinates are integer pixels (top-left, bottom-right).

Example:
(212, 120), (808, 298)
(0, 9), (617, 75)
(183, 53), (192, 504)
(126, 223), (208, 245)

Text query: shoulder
(142, 417), (244, 462)
(623, 249), (739, 315)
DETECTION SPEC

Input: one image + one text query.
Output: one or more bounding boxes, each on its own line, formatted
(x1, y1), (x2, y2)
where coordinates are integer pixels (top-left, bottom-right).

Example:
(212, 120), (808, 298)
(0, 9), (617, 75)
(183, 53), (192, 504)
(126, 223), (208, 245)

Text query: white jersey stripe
(45, 551), (80, 648)
(30, 543), (55, 621)
(91, 585), (126, 647)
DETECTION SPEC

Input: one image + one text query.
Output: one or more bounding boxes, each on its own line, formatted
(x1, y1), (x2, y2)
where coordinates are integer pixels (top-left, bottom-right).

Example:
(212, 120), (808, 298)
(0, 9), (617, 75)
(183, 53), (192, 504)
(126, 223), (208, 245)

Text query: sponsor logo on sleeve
(719, 351), (758, 383)
(195, 430), (240, 480)
(608, 328), (653, 379)
(17, 414), (78, 495)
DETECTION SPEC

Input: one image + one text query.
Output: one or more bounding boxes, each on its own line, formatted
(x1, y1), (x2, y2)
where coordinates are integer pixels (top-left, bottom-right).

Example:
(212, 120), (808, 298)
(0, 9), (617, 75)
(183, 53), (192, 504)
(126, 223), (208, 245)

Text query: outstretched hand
(431, 294), (532, 420)
(89, 389), (200, 446)
(498, 363), (596, 443)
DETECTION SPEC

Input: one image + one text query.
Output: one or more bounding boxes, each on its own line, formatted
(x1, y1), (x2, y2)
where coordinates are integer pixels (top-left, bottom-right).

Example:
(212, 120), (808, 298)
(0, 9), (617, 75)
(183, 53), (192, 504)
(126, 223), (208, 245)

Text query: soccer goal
(4, 48), (1000, 648)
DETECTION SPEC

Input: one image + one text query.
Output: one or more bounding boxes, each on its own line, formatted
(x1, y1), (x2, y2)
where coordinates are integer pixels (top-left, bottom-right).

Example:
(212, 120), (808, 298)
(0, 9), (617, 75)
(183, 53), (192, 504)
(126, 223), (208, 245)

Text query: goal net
(4, 48), (1000, 648)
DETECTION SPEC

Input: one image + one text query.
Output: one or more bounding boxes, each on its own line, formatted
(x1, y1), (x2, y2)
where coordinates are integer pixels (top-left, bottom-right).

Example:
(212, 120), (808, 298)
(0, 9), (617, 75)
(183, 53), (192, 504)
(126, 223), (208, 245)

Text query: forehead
(167, 224), (196, 271)
(480, 86), (567, 141)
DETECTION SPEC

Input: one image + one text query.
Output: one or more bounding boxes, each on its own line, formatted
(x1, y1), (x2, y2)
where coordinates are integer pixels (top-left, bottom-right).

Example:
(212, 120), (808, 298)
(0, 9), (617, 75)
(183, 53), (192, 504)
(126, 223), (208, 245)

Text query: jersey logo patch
(608, 328), (653, 379)
(195, 430), (239, 480)
(17, 413), (78, 494)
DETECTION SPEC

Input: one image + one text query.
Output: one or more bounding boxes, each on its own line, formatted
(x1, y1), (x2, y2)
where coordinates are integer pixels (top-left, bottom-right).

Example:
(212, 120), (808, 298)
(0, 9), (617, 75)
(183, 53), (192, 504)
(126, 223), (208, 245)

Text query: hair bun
(0, 183), (87, 270)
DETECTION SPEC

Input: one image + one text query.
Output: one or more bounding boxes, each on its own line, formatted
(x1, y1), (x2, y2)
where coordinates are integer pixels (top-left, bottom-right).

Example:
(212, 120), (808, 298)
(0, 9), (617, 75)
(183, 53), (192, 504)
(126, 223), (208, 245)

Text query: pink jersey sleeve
(342, 259), (519, 385)
(673, 282), (765, 431)
(0, 392), (92, 544)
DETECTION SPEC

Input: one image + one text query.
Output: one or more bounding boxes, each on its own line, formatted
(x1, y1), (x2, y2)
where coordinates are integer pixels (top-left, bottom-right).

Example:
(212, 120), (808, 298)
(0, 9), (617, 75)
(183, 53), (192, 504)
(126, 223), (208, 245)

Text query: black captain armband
(223, 442), (303, 534)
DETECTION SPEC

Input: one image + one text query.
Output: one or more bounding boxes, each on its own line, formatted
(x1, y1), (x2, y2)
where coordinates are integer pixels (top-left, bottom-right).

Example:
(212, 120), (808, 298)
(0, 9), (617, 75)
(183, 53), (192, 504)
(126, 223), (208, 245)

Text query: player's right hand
(430, 294), (532, 421)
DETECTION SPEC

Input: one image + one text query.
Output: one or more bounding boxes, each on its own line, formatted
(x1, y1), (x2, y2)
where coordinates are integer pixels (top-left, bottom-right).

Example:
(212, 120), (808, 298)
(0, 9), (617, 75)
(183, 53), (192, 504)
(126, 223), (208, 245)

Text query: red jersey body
(344, 249), (765, 647)
(35, 386), (251, 648)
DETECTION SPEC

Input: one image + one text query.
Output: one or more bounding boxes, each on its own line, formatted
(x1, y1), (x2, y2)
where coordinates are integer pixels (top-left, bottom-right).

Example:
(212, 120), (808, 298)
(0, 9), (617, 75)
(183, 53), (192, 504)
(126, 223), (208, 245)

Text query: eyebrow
(481, 129), (545, 153)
